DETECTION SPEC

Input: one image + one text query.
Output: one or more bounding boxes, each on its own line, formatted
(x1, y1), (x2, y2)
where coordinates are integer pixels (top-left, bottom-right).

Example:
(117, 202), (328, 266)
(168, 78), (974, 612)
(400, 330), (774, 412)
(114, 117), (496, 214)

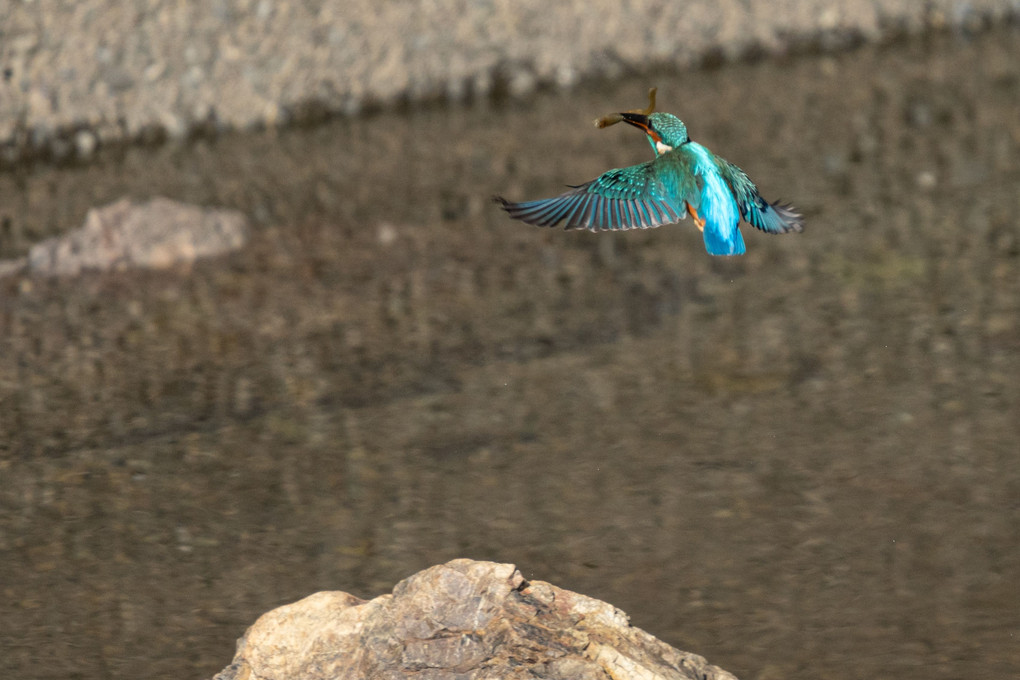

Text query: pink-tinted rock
(213, 559), (738, 680)
(24, 197), (248, 276)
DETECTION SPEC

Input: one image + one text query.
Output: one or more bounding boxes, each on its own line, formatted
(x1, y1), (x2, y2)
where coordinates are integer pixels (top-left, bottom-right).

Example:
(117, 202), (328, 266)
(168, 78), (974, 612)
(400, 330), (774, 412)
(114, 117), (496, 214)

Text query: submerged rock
(212, 559), (737, 680)
(16, 197), (248, 277)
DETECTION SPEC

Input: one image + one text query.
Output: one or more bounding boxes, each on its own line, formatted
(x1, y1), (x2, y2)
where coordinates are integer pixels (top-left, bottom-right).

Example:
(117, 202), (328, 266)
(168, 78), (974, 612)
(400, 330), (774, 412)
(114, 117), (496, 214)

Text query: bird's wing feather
(496, 157), (692, 232)
(715, 158), (804, 234)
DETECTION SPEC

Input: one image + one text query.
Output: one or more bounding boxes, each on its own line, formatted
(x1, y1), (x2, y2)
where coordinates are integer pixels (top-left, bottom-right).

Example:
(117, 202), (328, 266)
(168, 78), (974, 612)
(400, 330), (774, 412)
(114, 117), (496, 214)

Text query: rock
(24, 197), (248, 276)
(212, 559), (738, 680)
(74, 129), (99, 159)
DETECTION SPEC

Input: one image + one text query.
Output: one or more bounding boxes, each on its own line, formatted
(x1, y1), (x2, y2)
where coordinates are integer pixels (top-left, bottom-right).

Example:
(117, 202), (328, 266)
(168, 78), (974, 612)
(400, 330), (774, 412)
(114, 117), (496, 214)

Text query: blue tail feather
(698, 167), (744, 255)
(703, 222), (746, 255)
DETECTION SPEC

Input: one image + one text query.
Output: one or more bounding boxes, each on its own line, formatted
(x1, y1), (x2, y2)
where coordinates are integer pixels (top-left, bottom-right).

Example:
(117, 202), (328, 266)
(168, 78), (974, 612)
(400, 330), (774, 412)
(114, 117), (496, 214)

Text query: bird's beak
(619, 112), (652, 134)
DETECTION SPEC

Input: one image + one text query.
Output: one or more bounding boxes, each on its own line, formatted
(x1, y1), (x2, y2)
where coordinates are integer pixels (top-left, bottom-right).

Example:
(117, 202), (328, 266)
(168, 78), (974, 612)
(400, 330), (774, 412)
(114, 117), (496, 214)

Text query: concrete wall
(1, 0), (1016, 165)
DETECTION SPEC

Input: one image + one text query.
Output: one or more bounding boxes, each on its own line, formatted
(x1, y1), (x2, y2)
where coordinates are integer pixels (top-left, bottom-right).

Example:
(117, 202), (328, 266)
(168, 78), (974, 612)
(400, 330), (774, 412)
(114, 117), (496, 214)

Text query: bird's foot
(687, 204), (706, 232)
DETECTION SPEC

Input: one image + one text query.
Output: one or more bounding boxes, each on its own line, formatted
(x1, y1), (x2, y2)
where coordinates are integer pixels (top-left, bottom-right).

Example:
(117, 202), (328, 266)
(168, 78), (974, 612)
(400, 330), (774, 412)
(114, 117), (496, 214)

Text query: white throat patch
(655, 141), (674, 154)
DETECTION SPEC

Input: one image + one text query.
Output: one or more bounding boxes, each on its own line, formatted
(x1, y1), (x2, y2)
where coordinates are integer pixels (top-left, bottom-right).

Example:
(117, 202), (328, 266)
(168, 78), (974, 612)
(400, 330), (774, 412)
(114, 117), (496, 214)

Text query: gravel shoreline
(1, 0), (1017, 167)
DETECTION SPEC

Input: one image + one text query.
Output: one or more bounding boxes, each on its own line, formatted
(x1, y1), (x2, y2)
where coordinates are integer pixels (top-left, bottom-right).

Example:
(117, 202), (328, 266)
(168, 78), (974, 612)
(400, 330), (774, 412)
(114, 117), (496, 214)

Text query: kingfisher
(496, 88), (803, 255)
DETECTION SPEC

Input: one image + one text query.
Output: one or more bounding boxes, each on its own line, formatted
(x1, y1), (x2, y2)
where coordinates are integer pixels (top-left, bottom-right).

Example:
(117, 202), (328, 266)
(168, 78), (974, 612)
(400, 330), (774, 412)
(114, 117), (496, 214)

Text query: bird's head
(620, 112), (689, 154)
(595, 88), (689, 155)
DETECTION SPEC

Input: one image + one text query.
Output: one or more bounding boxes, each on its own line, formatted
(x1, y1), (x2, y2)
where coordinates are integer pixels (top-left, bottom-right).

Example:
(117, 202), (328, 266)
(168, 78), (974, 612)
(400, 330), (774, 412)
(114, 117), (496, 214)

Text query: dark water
(1, 27), (1018, 680)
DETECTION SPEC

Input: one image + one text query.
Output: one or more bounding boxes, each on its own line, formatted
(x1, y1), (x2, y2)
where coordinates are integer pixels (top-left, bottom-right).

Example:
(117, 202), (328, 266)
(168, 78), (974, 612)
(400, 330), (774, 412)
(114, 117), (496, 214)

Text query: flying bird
(496, 88), (803, 256)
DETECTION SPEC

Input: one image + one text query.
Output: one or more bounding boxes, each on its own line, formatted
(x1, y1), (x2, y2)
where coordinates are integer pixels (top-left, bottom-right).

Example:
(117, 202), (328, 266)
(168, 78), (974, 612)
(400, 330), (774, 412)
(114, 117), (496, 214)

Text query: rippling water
(1, 27), (1018, 680)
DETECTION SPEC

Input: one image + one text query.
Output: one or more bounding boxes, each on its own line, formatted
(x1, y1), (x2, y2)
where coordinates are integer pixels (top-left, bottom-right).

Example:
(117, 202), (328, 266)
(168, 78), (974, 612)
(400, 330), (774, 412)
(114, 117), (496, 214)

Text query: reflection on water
(1, 27), (1018, 680)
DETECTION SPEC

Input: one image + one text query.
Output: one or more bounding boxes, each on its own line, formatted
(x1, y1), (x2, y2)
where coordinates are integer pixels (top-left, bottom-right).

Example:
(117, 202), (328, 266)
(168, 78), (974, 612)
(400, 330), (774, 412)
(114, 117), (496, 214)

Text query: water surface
(1, 27), (1018, 680)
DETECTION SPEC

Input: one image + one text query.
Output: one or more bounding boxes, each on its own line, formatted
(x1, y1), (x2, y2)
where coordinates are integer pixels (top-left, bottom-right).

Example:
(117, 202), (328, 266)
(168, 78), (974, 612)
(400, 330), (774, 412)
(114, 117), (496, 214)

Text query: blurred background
(1, 2), (1018, 679)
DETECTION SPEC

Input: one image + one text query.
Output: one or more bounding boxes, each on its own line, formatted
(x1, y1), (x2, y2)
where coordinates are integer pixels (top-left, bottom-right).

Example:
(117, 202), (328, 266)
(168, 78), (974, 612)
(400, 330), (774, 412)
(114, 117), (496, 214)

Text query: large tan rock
(213, 559), (738, 680)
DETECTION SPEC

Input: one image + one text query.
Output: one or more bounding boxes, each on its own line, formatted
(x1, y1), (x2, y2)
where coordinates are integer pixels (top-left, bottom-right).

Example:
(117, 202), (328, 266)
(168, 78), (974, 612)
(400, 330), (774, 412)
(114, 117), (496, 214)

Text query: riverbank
(1, 0), (1017, 167)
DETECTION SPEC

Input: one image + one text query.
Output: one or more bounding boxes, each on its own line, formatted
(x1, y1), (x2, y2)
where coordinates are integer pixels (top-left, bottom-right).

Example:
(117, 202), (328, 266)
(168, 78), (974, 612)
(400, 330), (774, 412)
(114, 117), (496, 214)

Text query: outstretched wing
(716, 159), (804, 234)
(496, 158), (690, 232)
